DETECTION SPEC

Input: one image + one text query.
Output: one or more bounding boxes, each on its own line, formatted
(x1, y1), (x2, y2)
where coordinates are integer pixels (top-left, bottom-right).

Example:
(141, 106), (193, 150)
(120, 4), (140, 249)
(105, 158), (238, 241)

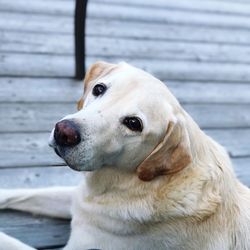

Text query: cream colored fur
(0, 62), (250, 250)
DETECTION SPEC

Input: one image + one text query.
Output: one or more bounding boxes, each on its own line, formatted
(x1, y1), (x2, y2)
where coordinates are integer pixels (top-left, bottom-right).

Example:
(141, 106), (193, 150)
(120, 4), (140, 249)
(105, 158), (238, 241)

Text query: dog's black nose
(54, 120), (81, 147)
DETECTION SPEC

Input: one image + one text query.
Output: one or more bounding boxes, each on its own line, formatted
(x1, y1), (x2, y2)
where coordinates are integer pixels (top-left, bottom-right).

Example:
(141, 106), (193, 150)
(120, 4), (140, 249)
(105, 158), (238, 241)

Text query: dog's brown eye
(92, 83), (107, 97)
(122, 117), (143, 132)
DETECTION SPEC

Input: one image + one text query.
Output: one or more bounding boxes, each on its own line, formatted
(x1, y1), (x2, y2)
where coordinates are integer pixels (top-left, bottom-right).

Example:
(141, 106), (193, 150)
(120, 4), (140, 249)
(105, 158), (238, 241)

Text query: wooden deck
(0, 0), (250, 248)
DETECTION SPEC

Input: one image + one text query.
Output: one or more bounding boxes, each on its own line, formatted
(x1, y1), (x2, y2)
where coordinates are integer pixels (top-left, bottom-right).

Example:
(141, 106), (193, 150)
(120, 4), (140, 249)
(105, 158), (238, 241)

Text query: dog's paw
(0, 232), (35, 250)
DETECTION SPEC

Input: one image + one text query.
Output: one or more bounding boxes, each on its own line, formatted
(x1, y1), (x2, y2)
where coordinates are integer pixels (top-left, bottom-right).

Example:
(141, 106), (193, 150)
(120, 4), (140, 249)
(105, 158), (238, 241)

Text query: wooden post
(74, 0), (88, 80)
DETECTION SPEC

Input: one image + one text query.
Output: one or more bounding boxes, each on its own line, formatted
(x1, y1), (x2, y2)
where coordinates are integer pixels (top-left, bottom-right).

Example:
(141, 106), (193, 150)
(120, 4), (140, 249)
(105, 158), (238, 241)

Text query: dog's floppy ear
(77, 61), (116, 111)
(137, 117), (192, 181)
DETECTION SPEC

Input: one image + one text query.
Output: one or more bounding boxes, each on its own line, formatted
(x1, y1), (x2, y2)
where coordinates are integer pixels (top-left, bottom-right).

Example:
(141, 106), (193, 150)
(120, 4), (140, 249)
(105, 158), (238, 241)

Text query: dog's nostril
(54, 120), (81, 147)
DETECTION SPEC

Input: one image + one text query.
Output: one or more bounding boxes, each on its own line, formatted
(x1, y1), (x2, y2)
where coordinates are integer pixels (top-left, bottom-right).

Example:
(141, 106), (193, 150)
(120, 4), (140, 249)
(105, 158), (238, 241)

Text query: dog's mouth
(53, 146), (83, 171)
(54, 148), (62, 158)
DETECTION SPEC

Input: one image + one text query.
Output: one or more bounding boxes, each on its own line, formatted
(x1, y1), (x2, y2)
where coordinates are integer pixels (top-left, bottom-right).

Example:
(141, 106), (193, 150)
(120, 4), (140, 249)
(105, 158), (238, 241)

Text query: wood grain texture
(1, 16), (250, 48)
(1, 1), (250, 30)
(3, 53), (250, 82)
(1, 78), (250, 104)
(3, 31), (250, 65)
(206, 129), (250, 157)
(0, 132), (64, 167)
(86, 3), (250, 30)
(2, 14), (250, 46)
(94, 0), (250, 16)
(0, 166), (81, 188)
(87, 58), (250, 83)
(86, 18), (250, 46)
(0, 12), (73, 33)
(0, 78), (82, 103)
(0, 53), (74, 77)
(0, 210), (69, 249)
(1, 0), (250, 16)
(0, 0), (74, 16)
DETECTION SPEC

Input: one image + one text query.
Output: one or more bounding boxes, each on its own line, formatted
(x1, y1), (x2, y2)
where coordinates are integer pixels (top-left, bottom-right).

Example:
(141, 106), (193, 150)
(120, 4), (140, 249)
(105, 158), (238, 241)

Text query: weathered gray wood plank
(2, 0), (250, 17)
(0, 0), (74, 16)
(0, 210), (69, 249)
(0, 129), (249, 168)
(94, 0), (250, 16)
(3, 31), (250, 65)
(0, 103), (76, 132)
(89, 3), (250, 30)
(167, 82), (250, 104)
(0, 12), (73, 33)
(2, 1), (250, 31)
(81, 38), (250, 64)
(1, 103), (250, 133)
(3, 53), (250, 82)
(1, 78), (250, 104)
(84, 19), (250, 46)
(90, 3), (250, 30)
(0, 132), (64, 167)
(206, 129), (250, 158)
(98, 58), (250, 82)
(0, 166), (81, 188)
(0, 53), (74, 77)
(0, 78), (82, 103)
(2, 14), (250, 47)
(184, 104), (250, 129)
(0, 30), (73, 55)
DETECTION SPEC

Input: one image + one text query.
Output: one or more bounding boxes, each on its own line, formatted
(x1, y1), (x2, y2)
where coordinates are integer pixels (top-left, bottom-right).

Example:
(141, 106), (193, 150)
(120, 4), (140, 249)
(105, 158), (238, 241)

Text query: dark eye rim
(92, 83), (107, 97)
(122, 116), (143, 132)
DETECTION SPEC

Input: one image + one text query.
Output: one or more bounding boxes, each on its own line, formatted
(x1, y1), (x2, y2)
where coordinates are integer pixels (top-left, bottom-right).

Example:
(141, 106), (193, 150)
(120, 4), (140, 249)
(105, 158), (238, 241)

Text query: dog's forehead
(98, 65), (175, 119)
(103, 65), (167, 97)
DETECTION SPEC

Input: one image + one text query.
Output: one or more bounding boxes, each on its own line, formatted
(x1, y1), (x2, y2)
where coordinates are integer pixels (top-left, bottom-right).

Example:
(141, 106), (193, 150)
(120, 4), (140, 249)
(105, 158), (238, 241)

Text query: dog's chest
(66, 187), (164, 249)
(68, 195), (193, 250)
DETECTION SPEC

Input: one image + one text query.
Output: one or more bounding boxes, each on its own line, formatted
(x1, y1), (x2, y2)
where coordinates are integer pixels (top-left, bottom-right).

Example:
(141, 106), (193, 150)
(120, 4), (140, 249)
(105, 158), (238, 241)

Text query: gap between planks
(1, 78), (250, 103)
(3, 32), (250, 66)
(3, 54), (250, 82)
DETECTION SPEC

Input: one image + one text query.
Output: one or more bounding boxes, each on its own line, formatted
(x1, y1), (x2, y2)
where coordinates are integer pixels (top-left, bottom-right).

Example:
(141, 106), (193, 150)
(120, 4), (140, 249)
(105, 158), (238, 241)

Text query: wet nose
(54, 120), (81, 147)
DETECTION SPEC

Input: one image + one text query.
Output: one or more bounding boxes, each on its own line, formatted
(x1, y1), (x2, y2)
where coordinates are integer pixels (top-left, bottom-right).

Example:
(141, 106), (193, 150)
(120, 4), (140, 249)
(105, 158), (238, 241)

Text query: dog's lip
(54, 148), (62, 158)
(48, 140), (55, 148)
(67, 163), (83, 171)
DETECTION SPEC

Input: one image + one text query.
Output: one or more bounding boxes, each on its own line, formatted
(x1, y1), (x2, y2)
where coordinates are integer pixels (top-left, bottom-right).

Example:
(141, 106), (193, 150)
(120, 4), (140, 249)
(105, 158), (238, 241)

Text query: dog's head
(49, 61), (192, 181)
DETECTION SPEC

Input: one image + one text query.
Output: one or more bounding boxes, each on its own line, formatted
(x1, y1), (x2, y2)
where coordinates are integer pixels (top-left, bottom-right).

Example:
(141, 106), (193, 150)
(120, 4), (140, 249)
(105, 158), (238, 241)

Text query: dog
(0, 61), (250, 250)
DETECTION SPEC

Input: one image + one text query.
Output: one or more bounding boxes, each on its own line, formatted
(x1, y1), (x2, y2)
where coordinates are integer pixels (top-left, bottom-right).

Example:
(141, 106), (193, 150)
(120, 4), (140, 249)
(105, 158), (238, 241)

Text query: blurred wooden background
(0, 0), (250, 248)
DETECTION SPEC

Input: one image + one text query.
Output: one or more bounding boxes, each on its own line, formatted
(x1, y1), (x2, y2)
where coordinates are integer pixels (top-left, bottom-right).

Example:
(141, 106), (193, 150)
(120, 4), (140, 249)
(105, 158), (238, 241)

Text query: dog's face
(49, 62), (191, 181)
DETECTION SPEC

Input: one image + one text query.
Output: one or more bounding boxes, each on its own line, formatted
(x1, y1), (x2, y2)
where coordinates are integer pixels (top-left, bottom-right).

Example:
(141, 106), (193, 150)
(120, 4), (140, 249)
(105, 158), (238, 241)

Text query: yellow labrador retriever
(0, 62), (250, 250)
